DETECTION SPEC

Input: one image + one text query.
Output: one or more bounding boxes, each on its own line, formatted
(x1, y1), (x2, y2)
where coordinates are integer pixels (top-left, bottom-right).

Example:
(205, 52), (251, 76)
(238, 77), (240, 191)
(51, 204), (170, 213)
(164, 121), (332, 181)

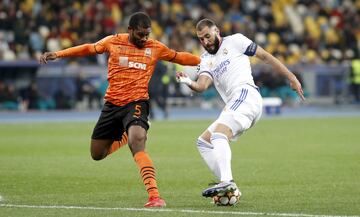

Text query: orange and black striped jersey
(55, 33), (200, 106)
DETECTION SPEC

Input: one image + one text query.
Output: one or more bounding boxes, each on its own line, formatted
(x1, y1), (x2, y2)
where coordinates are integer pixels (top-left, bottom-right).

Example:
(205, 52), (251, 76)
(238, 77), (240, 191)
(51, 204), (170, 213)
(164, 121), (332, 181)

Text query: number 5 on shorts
(133, 104), (141, 118)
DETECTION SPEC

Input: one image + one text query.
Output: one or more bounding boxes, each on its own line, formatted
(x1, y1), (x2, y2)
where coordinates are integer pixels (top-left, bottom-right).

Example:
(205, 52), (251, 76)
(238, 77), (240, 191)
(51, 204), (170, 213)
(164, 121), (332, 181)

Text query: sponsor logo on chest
(129, 61), (147, 70)
(210, 59), (230, 79)
(119, 57), (147, 70)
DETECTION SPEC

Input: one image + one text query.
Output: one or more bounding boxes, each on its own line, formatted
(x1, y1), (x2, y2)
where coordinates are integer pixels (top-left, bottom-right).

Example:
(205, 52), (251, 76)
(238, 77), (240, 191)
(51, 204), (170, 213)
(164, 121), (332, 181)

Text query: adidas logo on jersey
(129, 61), (147, 70)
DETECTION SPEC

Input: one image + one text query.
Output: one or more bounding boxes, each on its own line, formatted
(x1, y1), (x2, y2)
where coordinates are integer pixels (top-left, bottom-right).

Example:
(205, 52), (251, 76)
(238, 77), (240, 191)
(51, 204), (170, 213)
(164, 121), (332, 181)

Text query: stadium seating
(0, 1), (359, 110)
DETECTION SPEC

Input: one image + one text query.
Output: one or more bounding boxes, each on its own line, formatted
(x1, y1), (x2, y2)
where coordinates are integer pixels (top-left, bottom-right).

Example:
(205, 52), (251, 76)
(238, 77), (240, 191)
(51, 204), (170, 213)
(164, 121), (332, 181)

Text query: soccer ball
(212, 189), (241, 206)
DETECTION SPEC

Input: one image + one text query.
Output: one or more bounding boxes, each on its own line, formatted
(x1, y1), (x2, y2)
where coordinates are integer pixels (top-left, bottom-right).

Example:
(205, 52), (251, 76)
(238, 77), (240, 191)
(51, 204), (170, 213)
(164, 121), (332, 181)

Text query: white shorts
(207, 84), (263, 140)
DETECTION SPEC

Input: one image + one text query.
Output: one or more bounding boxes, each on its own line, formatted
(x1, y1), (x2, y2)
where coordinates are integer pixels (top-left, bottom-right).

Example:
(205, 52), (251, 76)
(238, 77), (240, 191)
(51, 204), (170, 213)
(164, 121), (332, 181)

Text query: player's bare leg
(128, 125), (166, 208)
(127, 125), (147, 155)
(90, 139), (113, 160)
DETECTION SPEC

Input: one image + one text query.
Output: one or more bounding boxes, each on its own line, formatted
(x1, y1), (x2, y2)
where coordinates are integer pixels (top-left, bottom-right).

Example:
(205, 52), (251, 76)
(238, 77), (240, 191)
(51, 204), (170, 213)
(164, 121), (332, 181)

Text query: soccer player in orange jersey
(39, 12), (200, 207)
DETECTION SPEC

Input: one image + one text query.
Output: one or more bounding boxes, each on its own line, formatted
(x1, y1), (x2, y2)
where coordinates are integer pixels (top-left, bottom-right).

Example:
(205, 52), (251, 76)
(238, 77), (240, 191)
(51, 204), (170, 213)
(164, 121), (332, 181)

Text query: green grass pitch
(0, 117), (359, 217)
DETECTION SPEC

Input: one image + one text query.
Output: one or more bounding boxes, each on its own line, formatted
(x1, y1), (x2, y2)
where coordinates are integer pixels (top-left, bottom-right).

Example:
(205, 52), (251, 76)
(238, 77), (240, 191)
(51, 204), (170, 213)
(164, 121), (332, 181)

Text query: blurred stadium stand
(0, 0), (359, 112)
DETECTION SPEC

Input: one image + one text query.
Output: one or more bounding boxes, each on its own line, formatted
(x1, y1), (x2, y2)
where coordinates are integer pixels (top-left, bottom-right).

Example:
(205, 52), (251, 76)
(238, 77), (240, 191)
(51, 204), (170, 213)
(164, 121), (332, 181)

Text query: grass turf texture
(0, 117), (359, 217)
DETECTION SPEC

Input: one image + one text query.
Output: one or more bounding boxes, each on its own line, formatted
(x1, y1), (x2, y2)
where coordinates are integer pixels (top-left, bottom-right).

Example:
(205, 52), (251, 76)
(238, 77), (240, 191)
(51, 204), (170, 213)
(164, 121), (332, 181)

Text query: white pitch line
(0, 203), (359, 217)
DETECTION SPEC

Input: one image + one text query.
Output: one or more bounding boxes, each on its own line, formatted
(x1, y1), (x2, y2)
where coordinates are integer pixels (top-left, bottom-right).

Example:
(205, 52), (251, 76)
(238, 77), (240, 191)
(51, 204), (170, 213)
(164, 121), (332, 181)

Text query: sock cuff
(134, 151), (147, 162)
(210, 132), (228, 142)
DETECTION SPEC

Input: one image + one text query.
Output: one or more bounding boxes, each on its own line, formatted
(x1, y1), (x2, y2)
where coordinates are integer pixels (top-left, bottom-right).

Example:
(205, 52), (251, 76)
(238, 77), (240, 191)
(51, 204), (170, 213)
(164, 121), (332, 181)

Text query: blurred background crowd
(1, 0), (359, 63)
(0, 0), (360, 115)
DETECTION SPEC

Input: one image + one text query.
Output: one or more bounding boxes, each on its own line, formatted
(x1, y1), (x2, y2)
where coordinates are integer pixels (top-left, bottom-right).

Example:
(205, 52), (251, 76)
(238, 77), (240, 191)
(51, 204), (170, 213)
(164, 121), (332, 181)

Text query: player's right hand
(39, 52), (57, 64)
(176, 71), (192, 85)
(289, 77), (306, 101)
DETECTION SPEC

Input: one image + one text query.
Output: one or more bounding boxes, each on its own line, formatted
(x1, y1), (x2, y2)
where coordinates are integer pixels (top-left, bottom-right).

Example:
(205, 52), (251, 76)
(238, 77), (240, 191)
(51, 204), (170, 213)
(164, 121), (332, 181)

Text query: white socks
(197, 133), (233, 182)
(211, 132), (233, 182)
(197, 137), (221, 180)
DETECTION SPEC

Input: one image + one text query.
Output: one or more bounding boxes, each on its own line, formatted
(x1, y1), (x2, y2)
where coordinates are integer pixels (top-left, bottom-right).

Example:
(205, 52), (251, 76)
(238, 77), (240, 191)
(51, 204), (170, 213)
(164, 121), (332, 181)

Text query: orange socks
(134, 151), (160, 198)
(107, 135), (160, 198)
(107, 133), (128, 155)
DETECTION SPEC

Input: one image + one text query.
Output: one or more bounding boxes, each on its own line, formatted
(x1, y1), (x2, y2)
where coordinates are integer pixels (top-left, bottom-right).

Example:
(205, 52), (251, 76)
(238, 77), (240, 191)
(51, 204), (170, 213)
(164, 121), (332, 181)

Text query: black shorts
(91, 100), (150, 140)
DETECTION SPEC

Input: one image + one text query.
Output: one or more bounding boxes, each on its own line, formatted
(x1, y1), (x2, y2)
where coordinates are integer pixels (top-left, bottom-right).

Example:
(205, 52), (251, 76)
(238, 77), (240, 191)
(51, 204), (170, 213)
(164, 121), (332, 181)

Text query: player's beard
(134, 38), (146, 48)
(205, 36), (220, 55)
(130, 33), (146, 48)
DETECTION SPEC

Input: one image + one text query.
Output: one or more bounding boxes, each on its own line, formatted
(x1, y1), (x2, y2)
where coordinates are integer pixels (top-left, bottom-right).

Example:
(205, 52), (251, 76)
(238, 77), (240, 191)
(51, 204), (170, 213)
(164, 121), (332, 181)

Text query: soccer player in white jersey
(176, 18), (305, 198)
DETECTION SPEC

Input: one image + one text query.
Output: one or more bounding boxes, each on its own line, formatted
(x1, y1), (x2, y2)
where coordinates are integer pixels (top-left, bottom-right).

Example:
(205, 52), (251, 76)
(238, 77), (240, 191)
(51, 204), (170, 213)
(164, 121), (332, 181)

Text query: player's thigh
(206, 120), (233, 140)
(217, 87), (262, 138)
(90, 139), (113, 154)
(92, 102), (125, 140)
(213, 123), (233, 139)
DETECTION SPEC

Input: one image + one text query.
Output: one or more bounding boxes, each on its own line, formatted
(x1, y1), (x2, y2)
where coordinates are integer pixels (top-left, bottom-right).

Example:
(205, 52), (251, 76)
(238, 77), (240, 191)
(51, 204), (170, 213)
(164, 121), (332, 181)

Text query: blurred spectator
(0, 81), (19, 110)
(3, 83), (20, 110)
(149, 61), (169, 119)
(75, 72), (102, 110)
(0, 81), (6, 103)
(350, 58), (360, 103)
(54, 88), (73, 109)
(29, 26), (45, 59)
(20, 81), (55, 110)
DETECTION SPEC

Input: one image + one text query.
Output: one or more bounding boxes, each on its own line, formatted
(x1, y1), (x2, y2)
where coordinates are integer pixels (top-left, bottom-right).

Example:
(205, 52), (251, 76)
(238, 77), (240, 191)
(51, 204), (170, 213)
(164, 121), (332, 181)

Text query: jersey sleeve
(94, 35), (113, 54)
(197, 56), (213, 80)
(55, 44), (96, 57)
(156, 41), (200, 65)
(232, 33), (257, 56)
(156, 41), (177, 61)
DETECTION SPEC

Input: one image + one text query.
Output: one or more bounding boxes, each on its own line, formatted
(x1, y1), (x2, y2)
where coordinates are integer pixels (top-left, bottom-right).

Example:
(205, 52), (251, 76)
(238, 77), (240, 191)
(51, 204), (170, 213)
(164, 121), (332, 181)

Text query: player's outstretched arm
(255, 46), (305, 101)
(39, 44), (98, 64)
(176, 71), (212, 93)
(172, 52), (201, 66)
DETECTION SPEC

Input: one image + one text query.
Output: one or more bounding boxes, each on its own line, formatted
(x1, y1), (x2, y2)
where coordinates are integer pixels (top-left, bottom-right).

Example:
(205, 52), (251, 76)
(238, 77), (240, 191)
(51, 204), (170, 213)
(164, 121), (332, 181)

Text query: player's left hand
(289, 77), (305, 101)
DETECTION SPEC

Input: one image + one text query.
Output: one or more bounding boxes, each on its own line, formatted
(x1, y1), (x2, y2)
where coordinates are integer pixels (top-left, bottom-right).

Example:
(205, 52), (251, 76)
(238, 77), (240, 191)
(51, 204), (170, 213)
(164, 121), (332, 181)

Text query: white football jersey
(198, 33), (257, 103)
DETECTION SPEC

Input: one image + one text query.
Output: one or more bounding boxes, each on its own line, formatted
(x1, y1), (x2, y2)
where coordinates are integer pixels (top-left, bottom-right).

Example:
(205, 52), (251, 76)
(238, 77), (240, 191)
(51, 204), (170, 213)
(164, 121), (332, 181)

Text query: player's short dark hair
(196, 18), (216, 31)
(129, 12), (151, 29)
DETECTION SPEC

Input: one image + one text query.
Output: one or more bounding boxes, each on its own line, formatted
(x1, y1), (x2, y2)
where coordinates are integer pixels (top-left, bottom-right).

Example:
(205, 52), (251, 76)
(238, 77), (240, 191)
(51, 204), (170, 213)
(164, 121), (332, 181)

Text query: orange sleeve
(171, 52), (200, 66)
(55, 44), (96, 57)
(156, 41), (200, 66)
(55, 35), (113, 58)
(55, 44), (97, 58)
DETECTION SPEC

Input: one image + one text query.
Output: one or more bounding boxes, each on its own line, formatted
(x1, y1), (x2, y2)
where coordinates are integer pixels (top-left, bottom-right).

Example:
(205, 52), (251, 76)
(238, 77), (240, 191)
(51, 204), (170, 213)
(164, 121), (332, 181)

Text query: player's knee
(197, 137), (213, 149)
(91, 151), (106, 161)
(128, 133), (147, 155)
(128, 133), (147, 146)
(90, 141), (108, 161)
(90, 144), (107, 161)
(210, 132), (229, 142)
(127, 124), (148, 146)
